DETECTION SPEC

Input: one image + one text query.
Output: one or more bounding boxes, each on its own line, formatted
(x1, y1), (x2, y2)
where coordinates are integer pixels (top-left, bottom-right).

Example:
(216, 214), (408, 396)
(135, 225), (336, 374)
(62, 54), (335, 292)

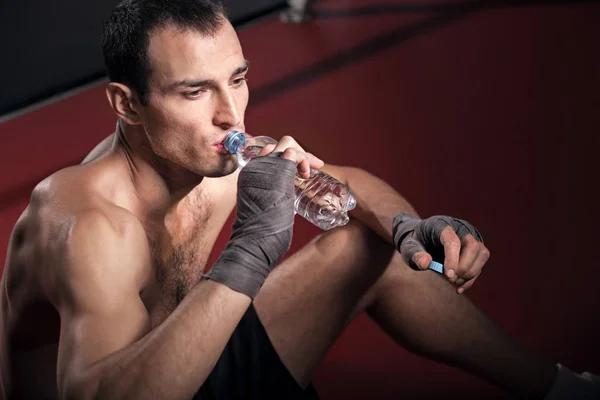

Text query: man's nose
(213, 89), (241, 129)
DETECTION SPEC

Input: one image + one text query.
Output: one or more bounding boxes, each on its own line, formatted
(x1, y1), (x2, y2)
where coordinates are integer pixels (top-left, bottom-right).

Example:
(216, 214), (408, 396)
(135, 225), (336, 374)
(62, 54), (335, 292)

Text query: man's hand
(204, 154), (299, 298)
(392, 213), (490, 294)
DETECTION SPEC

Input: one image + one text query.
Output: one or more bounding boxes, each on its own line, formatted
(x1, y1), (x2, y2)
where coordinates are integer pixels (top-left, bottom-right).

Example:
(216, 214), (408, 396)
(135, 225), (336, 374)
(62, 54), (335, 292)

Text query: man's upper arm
(56, 210), (151, 398)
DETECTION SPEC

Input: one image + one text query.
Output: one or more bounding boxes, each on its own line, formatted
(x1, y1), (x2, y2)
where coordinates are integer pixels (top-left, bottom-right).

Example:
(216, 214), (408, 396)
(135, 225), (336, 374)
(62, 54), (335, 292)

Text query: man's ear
(105, 82), (143, 125)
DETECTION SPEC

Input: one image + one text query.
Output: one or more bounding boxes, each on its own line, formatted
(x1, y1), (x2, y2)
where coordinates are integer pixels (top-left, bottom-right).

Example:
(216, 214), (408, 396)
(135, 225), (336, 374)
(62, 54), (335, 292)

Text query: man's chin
(201, 161), (239, 178)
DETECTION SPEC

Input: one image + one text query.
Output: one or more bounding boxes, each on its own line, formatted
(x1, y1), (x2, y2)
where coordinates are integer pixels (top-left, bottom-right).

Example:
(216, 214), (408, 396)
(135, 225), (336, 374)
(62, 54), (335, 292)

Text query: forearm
(323, 165), (418, 244)
(71, 280), (250, 400)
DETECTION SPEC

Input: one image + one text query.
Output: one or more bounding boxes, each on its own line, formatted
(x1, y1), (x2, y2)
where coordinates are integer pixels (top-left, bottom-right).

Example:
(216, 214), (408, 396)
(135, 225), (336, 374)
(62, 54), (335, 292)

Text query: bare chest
(141, 191), (232, 327)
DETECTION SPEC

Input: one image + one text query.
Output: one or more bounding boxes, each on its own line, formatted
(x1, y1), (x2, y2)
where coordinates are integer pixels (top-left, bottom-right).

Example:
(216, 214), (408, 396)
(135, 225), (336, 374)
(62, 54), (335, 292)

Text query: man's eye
(233, 77), (248, 86)
(184, 89), (204, 97)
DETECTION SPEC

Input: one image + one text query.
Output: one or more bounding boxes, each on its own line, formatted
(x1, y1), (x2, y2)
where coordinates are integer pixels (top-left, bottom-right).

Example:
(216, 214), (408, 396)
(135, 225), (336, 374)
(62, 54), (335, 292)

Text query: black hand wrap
(203, 154), (296, 298)
(392, 213), (483, 270)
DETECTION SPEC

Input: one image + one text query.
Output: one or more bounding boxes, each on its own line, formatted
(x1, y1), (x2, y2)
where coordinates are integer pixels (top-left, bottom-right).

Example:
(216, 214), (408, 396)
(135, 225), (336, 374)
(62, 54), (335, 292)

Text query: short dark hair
(101, 0), (227, 105)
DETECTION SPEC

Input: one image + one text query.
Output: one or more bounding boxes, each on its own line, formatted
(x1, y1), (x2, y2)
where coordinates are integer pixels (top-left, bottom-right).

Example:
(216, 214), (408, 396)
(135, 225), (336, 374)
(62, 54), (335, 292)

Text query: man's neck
(115, 121), (204, 213)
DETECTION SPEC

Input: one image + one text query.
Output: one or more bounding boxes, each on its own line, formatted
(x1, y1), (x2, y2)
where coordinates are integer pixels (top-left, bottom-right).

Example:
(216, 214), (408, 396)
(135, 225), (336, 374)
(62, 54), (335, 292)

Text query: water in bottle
(222, 130), (357, 230)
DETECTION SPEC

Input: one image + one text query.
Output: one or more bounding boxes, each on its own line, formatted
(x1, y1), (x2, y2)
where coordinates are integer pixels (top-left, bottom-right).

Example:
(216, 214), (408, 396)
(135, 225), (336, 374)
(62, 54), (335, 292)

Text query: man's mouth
(215, 129), (244, 153)
(215, 142), (230, 154)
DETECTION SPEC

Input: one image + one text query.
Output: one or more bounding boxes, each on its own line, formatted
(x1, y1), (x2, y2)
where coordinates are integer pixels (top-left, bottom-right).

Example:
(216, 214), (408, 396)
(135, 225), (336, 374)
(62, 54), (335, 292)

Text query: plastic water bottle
(222, 130), (357, 230)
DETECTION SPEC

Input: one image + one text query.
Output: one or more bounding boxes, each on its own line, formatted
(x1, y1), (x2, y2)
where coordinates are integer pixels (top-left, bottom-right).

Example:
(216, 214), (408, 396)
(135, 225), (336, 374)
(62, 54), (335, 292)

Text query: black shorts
(194, 304), (320, 400)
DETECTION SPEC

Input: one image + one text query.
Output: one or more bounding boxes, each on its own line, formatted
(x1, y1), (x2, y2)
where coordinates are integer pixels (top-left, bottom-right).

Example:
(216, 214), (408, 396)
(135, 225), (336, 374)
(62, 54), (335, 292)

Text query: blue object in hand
(428, 261), (444, 274)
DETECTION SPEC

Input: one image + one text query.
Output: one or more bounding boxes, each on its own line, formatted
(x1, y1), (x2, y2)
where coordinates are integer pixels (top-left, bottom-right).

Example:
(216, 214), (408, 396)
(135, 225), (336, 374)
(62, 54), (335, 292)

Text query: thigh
(253, 221), (397, 386)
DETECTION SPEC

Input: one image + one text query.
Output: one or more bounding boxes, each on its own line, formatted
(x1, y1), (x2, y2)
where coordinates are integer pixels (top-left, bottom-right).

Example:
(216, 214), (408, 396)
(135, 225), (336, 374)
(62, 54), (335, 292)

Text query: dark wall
(0, 0), (285, 117)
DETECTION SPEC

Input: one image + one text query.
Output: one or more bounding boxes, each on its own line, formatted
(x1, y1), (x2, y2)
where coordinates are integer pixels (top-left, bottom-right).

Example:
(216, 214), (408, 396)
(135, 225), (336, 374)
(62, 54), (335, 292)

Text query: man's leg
(365, 248), (557, 399)
(254, 221), (557, 398)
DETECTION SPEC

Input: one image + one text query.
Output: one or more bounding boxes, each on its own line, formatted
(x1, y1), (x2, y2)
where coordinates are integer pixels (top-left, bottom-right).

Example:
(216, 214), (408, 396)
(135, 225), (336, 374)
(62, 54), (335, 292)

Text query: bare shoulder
(65, 206), (150, 276)
(4, 166), (151, 307)
(49, 168), (151, 296)
(57, 206), (151, 312)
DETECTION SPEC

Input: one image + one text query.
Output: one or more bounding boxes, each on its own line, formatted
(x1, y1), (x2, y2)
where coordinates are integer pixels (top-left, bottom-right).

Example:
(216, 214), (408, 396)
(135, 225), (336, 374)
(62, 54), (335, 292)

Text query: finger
(280, 148), (311, 178)
(298, 156), (311, 178)
(306, 152), (324, 170)
(411, 251), (433, 271)
(457, 275), (479, 294)
(439, 226), (461, 282)
(455, 235), (479, 279)
(455, 278), (466, 286)
(457, 246), (490, 293)
(280, 147), (299, 162)
(399, 236), (428, 271)
(465, 244), (490, 281)
(462, 243), (490, 282)
(275, 135), (306, 153)
(258, 144), (277, 156)
(272, 137), (312, 178)
(294, 150), (311, 178)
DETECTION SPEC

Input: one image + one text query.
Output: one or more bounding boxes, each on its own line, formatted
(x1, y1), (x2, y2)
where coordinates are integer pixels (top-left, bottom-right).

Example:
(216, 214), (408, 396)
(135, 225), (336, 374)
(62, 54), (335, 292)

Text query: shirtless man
(1, 0), (598, 399)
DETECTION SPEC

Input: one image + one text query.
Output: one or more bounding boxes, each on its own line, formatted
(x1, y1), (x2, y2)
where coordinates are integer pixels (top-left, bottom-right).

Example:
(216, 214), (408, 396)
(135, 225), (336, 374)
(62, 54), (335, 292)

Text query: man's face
(138, 21), (248, 177)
